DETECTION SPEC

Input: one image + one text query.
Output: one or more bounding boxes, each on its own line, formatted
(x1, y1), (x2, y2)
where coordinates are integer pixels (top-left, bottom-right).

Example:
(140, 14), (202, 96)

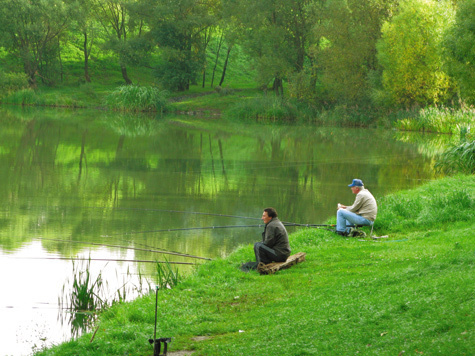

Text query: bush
(105, 85), (169, 112)
(0, 72), (29, 97)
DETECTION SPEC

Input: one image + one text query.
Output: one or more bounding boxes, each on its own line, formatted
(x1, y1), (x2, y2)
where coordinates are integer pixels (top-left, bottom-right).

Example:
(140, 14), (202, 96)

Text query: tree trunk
(273, 78), (283, 96)
(219, 46), (232, 87)
(120, 63), (132, 85)
(58, 37), (63, 83)
(83, 32), (91, 83)
(211, 35), (224, 88)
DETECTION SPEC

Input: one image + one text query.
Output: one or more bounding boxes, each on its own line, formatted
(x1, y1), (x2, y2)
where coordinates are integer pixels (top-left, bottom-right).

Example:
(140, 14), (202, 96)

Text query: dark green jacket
(262, 218), (291, 257)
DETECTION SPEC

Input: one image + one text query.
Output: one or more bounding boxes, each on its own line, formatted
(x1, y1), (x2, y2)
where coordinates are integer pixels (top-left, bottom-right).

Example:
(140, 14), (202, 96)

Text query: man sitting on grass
(336, 179), (377, 236)
(254, 207), (291, 265)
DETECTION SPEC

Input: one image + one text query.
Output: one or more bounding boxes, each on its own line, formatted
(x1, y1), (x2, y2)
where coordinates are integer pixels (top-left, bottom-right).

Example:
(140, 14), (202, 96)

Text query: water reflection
(0, 107), (446, 355)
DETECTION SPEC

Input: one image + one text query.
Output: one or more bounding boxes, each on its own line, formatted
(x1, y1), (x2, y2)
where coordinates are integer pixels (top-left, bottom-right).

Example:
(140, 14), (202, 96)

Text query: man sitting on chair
(254, 207), (291, 265)
(336, 179), (377, 236)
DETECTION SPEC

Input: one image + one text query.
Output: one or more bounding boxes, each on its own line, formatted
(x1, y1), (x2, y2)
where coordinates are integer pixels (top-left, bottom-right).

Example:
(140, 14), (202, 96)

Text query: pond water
(0, 106), (449, 355)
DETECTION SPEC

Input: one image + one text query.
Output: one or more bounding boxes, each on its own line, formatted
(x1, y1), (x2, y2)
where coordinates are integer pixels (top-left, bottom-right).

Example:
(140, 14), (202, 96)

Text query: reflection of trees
(0, 110), (442, 262)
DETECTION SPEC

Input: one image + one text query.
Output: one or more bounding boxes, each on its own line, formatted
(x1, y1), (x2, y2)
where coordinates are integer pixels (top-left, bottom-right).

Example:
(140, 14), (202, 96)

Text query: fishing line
(37, 237), (212, 260)
(9, 256), (197, 265)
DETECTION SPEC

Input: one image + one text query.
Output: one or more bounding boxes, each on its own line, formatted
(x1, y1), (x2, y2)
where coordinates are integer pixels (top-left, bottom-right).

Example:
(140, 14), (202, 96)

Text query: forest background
(0, 0), (474, 127)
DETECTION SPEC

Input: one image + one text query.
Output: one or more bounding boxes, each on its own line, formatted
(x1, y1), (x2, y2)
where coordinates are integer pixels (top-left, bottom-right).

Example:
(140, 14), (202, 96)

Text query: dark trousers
(254, 242), (287, 265)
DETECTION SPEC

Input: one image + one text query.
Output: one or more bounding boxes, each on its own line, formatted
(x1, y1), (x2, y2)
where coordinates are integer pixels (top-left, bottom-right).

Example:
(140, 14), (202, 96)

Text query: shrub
(0, 72), (29, 97)
(106, 85), (169, 112)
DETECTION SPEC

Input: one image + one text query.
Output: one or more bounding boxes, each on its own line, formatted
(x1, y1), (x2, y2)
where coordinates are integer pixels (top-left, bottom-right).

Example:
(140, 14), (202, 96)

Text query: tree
(443, 0), (475, 104)
(68, 0), (99, 83)
(93, 0), (149, 85)
(228, 0), (316, 95)
(0, 0), (72, 86)
(143, 0), (216, 91)
(313, 0), (398, 105)
(377, 0), (456, 106)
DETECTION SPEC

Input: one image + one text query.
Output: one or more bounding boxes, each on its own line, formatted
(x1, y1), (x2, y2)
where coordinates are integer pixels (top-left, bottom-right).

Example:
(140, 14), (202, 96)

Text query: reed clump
(105, 85), (169, 112)
(394, 105), (475, 134)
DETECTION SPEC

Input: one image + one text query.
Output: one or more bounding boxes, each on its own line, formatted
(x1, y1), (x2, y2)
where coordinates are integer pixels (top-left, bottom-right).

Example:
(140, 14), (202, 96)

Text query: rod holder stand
(148, 337), (172, 356)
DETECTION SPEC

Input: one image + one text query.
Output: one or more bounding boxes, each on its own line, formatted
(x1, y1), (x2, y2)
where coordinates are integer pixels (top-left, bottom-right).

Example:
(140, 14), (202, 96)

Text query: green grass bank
(36, 174), (474, 356)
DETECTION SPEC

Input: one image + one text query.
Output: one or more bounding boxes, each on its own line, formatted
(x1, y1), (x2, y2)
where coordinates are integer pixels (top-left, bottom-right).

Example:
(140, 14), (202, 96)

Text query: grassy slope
(36, 175), (474, 356)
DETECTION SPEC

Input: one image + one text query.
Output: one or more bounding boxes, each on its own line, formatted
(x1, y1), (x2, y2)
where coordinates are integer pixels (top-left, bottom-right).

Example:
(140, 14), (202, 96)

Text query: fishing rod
(37, 237), (212, 261)
(104, 224), (267, 236)
(283, 223), (336, 228)
(22, 205), (262, 222)
(107, 223), (336, 237)
(11, 256), (197, 265)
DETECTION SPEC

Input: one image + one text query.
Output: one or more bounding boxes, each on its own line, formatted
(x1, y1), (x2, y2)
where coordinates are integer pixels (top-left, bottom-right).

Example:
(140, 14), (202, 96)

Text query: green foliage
(0, 72), (29, 97)
(231, 0), (315, 93)
(0, 0), (72, 85)
(154, 260), (180, 290)
(443, 0), (475, 104)
(436, 136), (475, 174)
(2, 88), (44, 105)
(377, 0), (456, 106)
(394, 105), (475, 134)
(225, 95), (300, 122)
(146, 0), (215, 91)
(59, 259), (107, 337)
(316, 0), (398, 105)
(105, 85), (169, 112)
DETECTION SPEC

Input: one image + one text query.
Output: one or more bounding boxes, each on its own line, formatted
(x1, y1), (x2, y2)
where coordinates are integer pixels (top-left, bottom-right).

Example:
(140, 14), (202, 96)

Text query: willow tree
(377, 0), (456, 106)
(0, 0), (71, 86)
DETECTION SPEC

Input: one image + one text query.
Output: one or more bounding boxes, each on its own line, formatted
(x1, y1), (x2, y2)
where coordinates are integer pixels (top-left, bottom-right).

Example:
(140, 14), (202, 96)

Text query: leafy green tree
(93, 0), (150, 85)
(70, 0), (100, 83)
(443, 0), (475, 104)
(228, 0), (316, 95)
(313, 0), (398, 105)
(143, 0), (216, 91)
(377, 0), (456, 106)
(0, 0), (72, 86)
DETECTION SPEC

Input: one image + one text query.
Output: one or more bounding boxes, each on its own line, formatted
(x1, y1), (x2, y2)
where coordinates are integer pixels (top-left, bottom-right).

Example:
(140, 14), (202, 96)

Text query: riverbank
(3, 84), (475, 133)
(35, 174), (474, 356)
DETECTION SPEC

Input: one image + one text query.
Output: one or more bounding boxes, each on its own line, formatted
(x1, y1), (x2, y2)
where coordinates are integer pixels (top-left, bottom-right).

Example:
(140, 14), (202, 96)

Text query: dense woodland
(0, 0), (474, 109)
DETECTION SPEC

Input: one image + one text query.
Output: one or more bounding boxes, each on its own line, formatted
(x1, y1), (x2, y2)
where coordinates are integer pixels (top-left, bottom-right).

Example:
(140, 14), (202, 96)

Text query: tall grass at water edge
(394, 106), (475, 134)
(58, 259), (180, 339)
(37, 175), (475, 356)
(105, 85), (169, 112)
(1, 87), (86, 107)
(225, 96), (385, 126)
(225, 95), (300, 122)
